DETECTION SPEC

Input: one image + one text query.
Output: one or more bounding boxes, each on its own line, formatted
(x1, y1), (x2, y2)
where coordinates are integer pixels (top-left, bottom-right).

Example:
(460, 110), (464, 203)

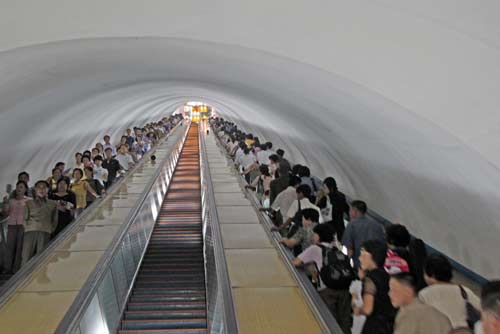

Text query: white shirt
(93, 165), (108, 186)
(238, 153), (256, 170)
(286, 198), (324, 223)
(116, 153), (134, 171)
(256, 149), (273, 165)
(271, 186), (297, 217)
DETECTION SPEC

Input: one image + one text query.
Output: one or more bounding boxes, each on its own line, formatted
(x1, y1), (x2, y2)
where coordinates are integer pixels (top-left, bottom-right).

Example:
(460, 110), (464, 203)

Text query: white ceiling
(0, 0), (499, 277)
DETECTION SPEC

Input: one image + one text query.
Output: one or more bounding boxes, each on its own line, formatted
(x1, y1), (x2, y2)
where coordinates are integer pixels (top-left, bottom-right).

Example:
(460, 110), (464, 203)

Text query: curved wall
(0, 1), (499, 277)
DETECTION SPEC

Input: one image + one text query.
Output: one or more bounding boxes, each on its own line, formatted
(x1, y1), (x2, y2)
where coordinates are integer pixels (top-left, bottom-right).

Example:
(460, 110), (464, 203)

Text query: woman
(49, 178), (76, 237)
(46, 167), (62, 193)
(238, 147), (258, 184)
(2, 181), (29, 273)
(95, 142), (104, 155)
(316, 177), (350, 240)
(354, 240), (396, 334)
(81, 155), (94, 168)
(71, 152), (84, 174)
(246, 164), (273, 204)
(70, 168), (99, 216)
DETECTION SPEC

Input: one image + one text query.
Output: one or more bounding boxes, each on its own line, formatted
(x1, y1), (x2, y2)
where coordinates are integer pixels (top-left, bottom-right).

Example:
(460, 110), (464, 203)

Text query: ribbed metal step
(119, 123), (207, 333)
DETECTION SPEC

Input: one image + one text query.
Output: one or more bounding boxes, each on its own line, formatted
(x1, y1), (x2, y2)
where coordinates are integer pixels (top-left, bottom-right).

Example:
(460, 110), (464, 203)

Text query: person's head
(93, 155), (103, 166)
(104, 147), (113, 158)
(386, 224), (411, 249)
(424, 254), (453, 284)
(57, 178), (69, 193)
(289, 175), (301, 188)
(389, 272), (418, 308)
(481, 280), (500, 334)
(323, 177), (338, 194)
(75, 152), (83, 163)
(120, 135), (127, 144)
(15, 180), (28, 198)
(296, 184), (311, 200)
(91, 148), (99, 157)
(291, 164), (303, 176)
(82, 155), (91, 165)
(103, 135), (111, 144)
(298, 166), (311, 178)
(83, 150), (91, 157)
(260, 144), (267, 151)
(266, 142), (272, 150)
(243, 147), (251, 155)
(126, 128), (132, 135)
(72, 168), (83, 181)
(52, 167), (62, 179)
(84, 166), (93, 179)
(312, 223), (334, 245)
(34, 180), (50, 198)
(151, 155), (156, 162)
(118, 144), (128, 154)
(302, 208), (320, 227)
(55, 162), (66, 173)
(259, 165), (270, 177)
(350, 200), (367, 220)
(360, 240), (387, 271)
(276, 149), (285, 158)
(18, 171), (30, 184)
(96, 143), (104, 153)
(269, 154), (280, 164)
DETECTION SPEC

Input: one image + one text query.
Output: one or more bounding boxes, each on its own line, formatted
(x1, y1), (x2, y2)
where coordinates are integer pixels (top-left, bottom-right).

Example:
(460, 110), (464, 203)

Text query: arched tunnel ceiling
(0, 1), (499, 278)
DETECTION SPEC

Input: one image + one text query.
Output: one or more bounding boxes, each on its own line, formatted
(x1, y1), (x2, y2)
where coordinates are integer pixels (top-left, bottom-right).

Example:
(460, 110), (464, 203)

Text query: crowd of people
(211, 117), (500, 334)
(0, 114), (182, 275)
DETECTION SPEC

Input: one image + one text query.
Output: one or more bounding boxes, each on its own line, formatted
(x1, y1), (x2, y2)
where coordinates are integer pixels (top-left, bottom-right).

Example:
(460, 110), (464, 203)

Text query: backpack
(319, 245), (355, 290)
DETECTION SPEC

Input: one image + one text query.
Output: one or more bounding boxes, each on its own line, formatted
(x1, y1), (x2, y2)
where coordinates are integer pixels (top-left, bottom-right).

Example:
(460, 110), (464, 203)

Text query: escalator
(119, 123), (207, 334)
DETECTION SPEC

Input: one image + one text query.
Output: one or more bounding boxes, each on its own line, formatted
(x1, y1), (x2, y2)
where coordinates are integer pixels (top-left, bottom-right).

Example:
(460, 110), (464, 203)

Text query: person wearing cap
(21, 180), (60, 265)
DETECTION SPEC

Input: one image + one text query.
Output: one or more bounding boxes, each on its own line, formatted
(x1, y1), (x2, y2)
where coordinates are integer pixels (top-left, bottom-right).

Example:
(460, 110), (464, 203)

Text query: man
(22, 180), (59, 265)
(269, 162), (290, 204)
(481, 280), (500, 334)
(276, 148), (291, 173)
(125, 128), (135, 147)
(102, 147), (122, 189)
(341, 200), (385, 269)
(389, 272), (452, 334)
(272, 184), (323, 234)
(92, 155), (108, 187)
(103, 134), (116, 156)
(256, 143), (273, 166)
(115, 144), (135, 171)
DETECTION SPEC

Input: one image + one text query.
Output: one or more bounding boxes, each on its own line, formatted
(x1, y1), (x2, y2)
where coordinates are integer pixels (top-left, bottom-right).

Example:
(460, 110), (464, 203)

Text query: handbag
(459, 285), (481, 330)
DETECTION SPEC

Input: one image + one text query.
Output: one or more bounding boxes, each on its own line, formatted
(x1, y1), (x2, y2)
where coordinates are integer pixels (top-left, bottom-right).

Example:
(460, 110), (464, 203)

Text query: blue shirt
(341, 216), (385, 269)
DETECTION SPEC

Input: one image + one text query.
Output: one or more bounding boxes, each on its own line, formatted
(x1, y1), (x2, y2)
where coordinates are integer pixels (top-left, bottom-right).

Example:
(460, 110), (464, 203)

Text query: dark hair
(296, 184), (311, 198)
(351, 200), (367, 214)
(16, 180), (28, 189)
(260, 144), (268, 150)
(34, 180), (50, 188)
(276, 149), (284, 157)
(313, 223), (334, 243)
(361, 240), (388, 268)
(386, 224), (411, 248)
(57, 177), (70, 187)
(269, 154), (280, 163)
(93, 155), (103, 162)
(292, 164), (303, 176)
(91, 147), (99, 152)
(298, 166), (311, 178)
(391, 272), (418, 293)
(82, 155), (91, 161)
(408, 238), (428, 291)
(323, 177), (338, 193)
(481, 280), (500, 318)
(72, 168), (83, 178)
(52, 167), (60, 174)
(75, 152), (83, 158)
(266, 142), (273, 149)
(55, 162), (65, 168)
(424, 254), (453, 282)
(302, 208), (320, 223)
(18, 171), (29, 179)
(243, 147), (251, 155)
(104, 147), (113, 152)
(259, 165), (270, 177)
(289, 175), (301, 187)
(83, 150), (91, 156)
(84, 166), (93, 173)
(104, 135), (110, 139)
(151, 155), (156, 161)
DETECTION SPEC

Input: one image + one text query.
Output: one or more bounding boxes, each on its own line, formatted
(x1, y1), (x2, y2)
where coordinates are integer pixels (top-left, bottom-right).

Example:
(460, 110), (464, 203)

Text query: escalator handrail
(55, 121), (190, 333)
(0, 121), (184, 307)
(199, 128), (239, 333)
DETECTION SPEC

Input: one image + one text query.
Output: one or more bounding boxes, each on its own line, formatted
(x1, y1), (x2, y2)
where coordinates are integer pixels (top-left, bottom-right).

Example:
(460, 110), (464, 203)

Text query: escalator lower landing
(119, 124), (207, 334)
